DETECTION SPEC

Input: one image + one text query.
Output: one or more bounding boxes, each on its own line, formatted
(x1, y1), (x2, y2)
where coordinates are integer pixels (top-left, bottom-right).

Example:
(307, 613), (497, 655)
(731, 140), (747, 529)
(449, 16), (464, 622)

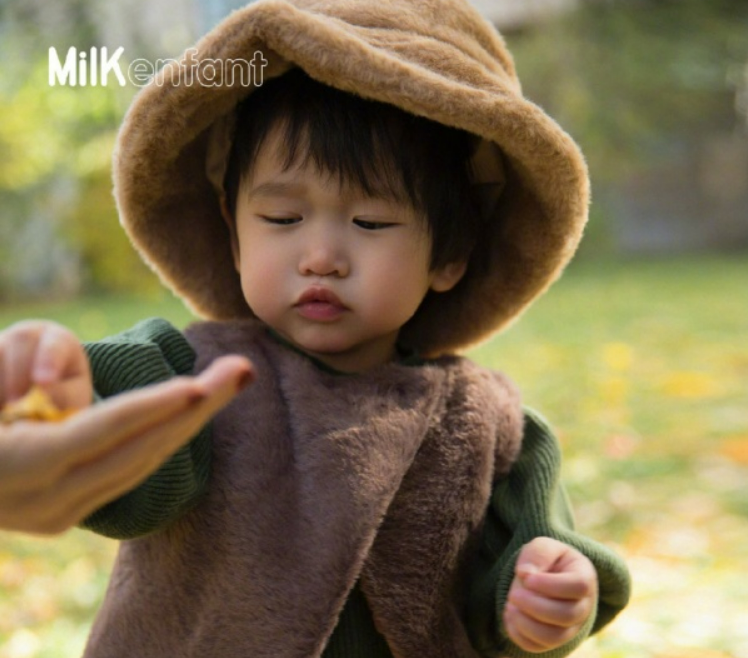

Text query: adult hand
(0, 320), (93, 412)
(0, 320), (253, 535)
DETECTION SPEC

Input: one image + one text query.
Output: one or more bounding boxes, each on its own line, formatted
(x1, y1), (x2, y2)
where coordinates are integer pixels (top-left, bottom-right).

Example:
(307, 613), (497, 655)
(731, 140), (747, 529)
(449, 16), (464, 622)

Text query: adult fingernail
(236, 368), (254, 391)
(187, 389), (208, 406)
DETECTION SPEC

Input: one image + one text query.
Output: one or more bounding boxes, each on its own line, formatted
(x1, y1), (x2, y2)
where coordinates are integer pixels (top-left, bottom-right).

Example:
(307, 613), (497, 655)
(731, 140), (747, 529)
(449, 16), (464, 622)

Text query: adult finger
(53, 355), (252, 490)
(35, 356), (254, 530)
(22, 380), (202, 475)
(191, 354), (255, 400)
(31, 323), (84, 383)
(0, 355), (252, 532)
(0, 390), (218, 535)
(3, 355), (251, 485)
(32, 325), (92, 409)
(46, 354), (250, 469)
(3, 322), (41, 401)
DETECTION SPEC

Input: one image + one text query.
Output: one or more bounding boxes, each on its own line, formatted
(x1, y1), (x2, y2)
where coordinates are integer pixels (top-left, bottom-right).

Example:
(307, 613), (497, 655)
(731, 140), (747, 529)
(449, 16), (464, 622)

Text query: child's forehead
(245, 123), (411, 205)
(240, 165), (409, 208)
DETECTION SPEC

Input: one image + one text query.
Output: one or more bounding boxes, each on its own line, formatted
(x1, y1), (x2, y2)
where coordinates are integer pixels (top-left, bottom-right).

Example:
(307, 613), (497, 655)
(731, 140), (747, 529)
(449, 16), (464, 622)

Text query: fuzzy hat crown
(113, 0), (589, 356)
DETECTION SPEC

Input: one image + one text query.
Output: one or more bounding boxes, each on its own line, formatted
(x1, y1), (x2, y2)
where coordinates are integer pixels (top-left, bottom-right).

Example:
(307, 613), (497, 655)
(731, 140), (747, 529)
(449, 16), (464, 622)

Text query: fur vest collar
(84, 320), (523, 657)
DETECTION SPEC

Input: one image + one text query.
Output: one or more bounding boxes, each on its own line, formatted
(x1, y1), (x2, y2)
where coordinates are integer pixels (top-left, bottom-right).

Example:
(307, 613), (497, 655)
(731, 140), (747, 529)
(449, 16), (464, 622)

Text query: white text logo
(48, 47), (268, 88)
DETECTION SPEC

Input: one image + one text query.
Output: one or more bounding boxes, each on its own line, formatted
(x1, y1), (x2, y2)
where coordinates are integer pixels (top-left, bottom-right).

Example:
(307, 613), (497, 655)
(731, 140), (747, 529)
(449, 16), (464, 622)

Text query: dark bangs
(224, 68), (482, 269)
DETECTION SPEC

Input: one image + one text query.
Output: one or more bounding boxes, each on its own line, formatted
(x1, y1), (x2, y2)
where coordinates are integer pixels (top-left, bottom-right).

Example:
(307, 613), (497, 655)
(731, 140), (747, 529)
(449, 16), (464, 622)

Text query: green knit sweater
(81, 319), (630, 658)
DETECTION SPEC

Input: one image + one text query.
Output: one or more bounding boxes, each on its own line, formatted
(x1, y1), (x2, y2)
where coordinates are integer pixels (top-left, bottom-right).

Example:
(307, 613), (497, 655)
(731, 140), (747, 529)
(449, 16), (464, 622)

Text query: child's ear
(220, 196), (241, 272)
(430, 261), (467, 293)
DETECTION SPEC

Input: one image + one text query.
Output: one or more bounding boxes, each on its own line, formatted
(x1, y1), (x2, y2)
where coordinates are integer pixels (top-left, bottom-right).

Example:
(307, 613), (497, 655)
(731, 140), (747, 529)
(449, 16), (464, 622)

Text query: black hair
(224, 68), (483, 270)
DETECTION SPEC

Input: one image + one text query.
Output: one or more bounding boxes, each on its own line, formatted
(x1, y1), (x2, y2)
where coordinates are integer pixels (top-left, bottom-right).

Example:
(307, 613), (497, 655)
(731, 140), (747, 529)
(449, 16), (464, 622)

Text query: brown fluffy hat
(113, 0), (589, 357)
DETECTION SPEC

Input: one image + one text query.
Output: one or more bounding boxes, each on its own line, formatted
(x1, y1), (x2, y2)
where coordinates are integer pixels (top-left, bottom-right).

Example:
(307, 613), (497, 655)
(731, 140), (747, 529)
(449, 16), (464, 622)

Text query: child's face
(229, 127), (465, 373)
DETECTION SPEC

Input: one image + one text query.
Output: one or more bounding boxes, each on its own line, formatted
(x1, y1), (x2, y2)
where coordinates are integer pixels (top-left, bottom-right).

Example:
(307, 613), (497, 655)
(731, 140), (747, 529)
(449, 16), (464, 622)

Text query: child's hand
(0, 321), (93, 412)
(503, 537), (598, 653)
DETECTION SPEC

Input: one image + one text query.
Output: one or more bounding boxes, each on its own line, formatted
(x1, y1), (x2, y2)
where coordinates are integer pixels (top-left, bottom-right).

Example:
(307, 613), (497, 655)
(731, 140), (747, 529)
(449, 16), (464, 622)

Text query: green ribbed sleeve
(466, 409), (631, 657)
(79, 318), (211, 540)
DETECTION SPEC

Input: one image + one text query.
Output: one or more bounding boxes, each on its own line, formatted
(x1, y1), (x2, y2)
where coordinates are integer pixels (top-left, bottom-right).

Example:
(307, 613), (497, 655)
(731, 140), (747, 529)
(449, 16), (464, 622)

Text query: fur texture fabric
(113, 0), (590, 356)
(82, 319), (524, 657)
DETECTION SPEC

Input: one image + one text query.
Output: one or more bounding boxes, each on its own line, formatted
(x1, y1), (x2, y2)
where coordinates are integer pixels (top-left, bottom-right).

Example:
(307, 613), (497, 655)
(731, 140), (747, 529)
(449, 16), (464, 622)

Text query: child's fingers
(503, 602), (578, 653)
(515, 537), (597, 600)
(509, 581), (592, 627)
(503, 604), (552, 653)
(514, 536), (566, 584)
(519, 569), (596, 601)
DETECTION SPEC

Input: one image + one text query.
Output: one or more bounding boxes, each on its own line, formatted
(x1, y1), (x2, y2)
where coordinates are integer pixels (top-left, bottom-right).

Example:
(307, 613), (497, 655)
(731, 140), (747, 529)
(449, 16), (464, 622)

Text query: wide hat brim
(113, 0), (589, 356)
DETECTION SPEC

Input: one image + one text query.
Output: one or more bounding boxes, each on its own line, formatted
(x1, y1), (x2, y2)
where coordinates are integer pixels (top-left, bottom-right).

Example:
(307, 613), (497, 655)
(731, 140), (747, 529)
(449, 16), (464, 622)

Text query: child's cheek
(238, 253), (282, 321)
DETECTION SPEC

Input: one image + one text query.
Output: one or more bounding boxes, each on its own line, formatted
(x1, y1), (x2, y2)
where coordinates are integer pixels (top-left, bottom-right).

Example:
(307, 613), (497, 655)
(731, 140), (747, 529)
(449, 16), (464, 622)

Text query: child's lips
(295, 286), (348, 321)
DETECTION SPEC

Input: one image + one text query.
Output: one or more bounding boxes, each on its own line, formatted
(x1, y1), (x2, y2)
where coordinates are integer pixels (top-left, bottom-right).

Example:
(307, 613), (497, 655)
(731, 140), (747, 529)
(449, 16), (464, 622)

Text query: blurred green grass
(1, 255), (747, 658)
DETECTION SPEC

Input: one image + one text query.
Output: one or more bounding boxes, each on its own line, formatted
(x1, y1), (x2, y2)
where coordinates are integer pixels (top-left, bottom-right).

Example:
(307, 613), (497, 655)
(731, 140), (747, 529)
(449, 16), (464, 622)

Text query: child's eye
(353, 219), (396, 231)
(260, 216), (301, 226)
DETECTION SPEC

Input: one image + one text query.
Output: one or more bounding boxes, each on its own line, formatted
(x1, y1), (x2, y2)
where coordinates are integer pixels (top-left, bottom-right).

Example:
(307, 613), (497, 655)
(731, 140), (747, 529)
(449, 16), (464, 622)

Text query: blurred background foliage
(505, 0), (748, 255)
(0, 0), (190, 301)
(510, 0), (748, 179)
(0, 0), (747, 657)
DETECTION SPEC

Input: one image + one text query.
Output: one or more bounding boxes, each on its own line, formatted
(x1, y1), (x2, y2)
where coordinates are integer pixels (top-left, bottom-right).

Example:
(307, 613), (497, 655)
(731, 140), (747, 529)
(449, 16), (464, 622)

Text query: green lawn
(1, 256), (747, 658)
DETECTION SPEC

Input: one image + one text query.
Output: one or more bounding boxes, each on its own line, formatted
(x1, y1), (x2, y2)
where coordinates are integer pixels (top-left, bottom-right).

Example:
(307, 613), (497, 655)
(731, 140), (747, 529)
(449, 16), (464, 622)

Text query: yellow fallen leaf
(0, 386), (77, 424)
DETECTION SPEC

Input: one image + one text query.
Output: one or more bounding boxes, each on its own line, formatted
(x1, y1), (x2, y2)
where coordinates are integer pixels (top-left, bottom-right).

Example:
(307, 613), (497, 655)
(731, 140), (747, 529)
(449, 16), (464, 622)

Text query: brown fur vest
(83, 320), (523, 657)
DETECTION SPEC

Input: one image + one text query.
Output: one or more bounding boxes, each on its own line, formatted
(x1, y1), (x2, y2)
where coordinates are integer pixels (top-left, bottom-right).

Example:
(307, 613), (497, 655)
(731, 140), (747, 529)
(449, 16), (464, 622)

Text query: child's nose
(298, 232), (349, 278)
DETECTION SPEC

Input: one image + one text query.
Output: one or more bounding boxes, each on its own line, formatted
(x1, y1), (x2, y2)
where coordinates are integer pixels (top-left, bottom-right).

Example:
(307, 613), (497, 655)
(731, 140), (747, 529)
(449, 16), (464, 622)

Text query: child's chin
(299, 338), (353, 357)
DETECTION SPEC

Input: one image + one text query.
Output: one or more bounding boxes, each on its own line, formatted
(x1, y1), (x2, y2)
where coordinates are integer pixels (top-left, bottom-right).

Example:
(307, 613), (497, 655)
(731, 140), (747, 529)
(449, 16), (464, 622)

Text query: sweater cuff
(79, 318), (212, 539)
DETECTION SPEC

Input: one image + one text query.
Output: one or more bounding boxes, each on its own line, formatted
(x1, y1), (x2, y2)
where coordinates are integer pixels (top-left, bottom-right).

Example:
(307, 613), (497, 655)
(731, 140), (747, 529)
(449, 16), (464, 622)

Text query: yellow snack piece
(0, 386), (77, 424)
